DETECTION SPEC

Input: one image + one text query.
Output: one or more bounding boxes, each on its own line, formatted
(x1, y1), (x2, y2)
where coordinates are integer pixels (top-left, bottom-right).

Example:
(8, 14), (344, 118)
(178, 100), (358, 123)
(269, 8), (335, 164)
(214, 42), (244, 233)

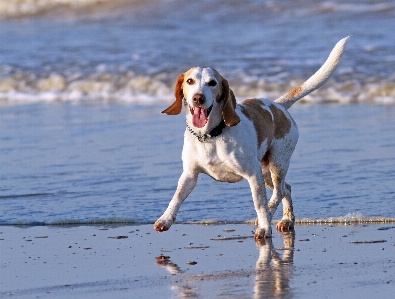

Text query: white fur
(154, 37), (349, 239)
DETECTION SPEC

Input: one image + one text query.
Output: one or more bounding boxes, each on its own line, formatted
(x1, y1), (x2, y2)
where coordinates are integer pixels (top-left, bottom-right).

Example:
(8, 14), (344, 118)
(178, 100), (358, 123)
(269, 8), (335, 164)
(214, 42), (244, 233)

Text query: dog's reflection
(155, 231), (295, 298)
(155, 254), (198, 298)
(254, 232), (295, 298)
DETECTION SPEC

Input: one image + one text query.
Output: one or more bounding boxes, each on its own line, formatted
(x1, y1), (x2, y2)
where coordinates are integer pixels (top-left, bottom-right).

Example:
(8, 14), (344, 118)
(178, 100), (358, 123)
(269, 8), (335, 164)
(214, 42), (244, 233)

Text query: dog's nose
(193, 93), (205, 106)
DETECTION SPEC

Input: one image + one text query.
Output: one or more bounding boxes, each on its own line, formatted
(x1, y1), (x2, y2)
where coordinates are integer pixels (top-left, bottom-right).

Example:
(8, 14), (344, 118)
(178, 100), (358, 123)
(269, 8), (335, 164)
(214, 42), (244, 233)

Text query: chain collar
(186, 120), (227, 142)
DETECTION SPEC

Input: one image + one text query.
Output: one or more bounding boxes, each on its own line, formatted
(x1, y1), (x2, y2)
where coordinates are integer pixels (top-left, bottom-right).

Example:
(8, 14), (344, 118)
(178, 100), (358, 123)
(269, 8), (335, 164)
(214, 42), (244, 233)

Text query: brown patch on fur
(268, 104), (291, 139)
(261, 151), (270, 168)
(261, 151), (274, 189)
(162, 73), (185, 115)
(240, 99), (274, 146)
(216, 92), (222, 103)
(286, 85), (302, 100)
(221, 79), (240, 127)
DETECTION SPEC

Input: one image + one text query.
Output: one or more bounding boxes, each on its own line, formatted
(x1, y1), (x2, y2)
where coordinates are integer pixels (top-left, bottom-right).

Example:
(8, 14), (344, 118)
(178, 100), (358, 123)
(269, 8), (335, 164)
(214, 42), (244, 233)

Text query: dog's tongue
(192, 107), (208, 128)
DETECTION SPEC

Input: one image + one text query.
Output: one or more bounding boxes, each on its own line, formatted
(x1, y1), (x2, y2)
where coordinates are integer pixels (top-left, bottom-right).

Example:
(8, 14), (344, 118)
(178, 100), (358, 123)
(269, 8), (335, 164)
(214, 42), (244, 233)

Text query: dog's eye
(186, 78), (195, 85)
(207, 80), (217, 87)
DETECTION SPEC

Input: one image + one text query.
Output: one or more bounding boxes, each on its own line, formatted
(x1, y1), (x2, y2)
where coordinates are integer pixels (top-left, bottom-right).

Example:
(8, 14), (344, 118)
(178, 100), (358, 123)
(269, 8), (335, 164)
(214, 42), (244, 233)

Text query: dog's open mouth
(190, 104), (213, 128)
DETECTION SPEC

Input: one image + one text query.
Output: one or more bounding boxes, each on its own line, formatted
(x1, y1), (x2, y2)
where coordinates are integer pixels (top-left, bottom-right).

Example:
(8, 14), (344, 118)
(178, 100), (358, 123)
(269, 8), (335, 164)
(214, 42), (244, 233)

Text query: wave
(0, 67), (395, 104)
(1, 0), (394, 19)
(1, 217), (143, 227)
(314, 1), (395, 14)
(2, 213), (395, 227)
(1, 69), (394, 104)
(293, 212), (395, 225)
(191, 213), (395, 225)
(0, 70), (172, 104)
(0, 0), (127, 19)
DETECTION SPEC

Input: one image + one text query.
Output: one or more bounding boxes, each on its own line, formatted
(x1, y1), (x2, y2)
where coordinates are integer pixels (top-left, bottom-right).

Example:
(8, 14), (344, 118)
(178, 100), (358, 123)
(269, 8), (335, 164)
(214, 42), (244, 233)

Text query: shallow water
(1, 103), (394, 225)
(0, 0), (394, 225)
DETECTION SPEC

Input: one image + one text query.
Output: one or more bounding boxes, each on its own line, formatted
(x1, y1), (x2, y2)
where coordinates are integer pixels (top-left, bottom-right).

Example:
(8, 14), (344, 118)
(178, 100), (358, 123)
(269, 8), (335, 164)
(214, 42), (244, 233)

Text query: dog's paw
(153, 217), (174, 232)
(276, 219), (294, 232)
(254, 227), (272, 239)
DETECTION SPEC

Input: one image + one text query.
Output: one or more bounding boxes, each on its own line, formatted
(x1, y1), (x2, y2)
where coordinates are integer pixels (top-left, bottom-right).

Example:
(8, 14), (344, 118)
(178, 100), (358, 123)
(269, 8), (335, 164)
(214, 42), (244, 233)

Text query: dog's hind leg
(245, 163), (272, 239)
(267, 162), (295, 232)
(277, 183), (295, 232)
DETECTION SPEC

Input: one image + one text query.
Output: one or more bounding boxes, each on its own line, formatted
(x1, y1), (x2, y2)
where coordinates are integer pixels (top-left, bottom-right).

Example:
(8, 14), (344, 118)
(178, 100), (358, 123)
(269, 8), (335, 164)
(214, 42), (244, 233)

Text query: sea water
(0, 0), (394, 225)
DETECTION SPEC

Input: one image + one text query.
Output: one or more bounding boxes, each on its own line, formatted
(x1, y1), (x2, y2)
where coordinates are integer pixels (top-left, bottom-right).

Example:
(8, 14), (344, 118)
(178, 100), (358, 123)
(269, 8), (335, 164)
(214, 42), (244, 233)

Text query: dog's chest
(195, 141), (243, 183)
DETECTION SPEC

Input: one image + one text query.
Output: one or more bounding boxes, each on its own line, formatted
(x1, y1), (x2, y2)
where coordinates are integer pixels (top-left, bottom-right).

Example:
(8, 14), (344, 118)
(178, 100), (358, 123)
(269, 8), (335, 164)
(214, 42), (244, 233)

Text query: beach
(1, 1), (395, 298)
(1, 224), (394, 298)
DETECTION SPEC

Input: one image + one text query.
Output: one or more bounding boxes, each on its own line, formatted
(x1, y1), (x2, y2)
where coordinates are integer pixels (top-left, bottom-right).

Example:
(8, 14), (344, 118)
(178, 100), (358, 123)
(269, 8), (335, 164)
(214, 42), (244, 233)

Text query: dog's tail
(275, 36), (350, 110)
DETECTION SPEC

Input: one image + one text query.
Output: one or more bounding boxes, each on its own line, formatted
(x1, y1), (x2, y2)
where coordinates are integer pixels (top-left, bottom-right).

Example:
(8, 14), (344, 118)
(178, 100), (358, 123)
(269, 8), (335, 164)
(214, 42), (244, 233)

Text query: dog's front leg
(153, 171), (198, 232)
(246, 168), (272, 239)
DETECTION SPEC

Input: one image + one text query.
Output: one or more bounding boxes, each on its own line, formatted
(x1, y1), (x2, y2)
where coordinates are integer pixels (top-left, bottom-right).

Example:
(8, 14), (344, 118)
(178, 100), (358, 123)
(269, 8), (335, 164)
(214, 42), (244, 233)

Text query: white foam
(0, 71), (175, 103)
(1, 68), (394, 105)
(316, 1), (395, 14)
(6, 217), (141, 226)
(3, 213), (395, 226)
(296, 213), (395, 225)
(0, 0), (116, 18)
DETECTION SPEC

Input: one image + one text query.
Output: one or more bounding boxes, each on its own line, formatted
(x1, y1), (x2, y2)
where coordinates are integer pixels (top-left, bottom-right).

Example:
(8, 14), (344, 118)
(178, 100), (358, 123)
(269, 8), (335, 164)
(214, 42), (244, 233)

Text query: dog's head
(162, 67), (240, 131)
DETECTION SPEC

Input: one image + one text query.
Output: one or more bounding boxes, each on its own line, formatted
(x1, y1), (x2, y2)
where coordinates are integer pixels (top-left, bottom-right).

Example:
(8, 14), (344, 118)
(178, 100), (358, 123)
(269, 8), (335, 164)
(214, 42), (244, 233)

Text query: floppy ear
(161, 73), (184, 115)
(221, 79), (240, 126)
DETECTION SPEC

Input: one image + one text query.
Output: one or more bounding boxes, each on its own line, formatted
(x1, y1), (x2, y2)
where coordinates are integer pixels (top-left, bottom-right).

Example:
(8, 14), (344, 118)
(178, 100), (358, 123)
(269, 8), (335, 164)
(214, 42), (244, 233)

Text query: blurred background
(0, 0), (394, 104)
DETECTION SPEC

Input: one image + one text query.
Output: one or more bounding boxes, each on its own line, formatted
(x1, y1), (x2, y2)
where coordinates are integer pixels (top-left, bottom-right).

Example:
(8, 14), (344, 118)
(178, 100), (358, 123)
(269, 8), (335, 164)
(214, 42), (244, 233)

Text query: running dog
(154, 37), (349, 238)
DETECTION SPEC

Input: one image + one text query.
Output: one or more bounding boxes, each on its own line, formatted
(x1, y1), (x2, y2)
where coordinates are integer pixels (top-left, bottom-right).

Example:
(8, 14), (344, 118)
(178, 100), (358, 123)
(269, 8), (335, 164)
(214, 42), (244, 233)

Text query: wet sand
(1, 224), (394, 298)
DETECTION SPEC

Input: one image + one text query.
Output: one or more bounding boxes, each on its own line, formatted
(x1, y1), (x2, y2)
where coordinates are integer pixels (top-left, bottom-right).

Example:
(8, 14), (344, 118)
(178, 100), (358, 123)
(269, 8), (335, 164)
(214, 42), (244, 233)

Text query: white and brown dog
(154, 37), (349, 239)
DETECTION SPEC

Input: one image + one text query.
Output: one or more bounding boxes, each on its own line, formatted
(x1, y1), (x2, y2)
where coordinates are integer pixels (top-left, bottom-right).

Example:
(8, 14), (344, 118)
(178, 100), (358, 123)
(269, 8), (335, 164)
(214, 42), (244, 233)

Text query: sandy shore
(1, 224), (394, 298)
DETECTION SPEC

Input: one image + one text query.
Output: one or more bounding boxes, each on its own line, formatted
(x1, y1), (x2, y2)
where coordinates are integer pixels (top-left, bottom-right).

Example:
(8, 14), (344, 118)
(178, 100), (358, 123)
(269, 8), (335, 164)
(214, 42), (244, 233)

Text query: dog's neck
(186, 120), (226, 142)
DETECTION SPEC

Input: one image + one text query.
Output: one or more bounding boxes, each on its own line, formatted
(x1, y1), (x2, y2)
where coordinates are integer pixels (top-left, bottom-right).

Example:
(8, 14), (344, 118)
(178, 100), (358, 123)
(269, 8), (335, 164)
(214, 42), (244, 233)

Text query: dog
(154, 37), (349, 239)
